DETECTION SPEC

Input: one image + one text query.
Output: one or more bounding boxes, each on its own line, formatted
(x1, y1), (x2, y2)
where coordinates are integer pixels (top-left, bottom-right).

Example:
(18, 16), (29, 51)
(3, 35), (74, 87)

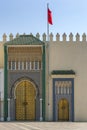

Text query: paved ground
(0, 122), (87, 130)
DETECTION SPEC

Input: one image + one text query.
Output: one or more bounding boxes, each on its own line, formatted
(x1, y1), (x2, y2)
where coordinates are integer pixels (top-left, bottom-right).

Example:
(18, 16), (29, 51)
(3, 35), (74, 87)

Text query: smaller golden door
(58, 99), (69, 121)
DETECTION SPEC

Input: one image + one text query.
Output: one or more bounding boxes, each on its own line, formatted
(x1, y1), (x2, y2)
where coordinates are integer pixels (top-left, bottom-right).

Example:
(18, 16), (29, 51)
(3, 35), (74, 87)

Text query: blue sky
(0, 0), (87, 40)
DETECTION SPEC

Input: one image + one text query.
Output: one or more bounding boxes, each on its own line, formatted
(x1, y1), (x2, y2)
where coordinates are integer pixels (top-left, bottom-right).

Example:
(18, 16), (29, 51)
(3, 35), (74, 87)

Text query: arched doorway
(58, 98), (69, 121)
(15, 80), (36, 120)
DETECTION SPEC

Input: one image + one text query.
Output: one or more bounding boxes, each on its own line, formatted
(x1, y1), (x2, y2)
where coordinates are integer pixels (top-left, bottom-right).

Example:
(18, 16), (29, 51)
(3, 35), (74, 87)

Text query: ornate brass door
(15, 80), (36, 120)
(58, 99), (69, 121)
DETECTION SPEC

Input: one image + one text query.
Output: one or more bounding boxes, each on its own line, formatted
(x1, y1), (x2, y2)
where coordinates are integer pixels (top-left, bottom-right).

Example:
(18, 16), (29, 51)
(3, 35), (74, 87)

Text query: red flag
(48, 8), (53, 25)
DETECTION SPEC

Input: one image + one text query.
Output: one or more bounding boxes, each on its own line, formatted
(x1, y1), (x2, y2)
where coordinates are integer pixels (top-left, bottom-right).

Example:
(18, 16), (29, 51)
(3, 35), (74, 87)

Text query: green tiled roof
(51, 70), (75, 75)
(4, 35), (45, 46)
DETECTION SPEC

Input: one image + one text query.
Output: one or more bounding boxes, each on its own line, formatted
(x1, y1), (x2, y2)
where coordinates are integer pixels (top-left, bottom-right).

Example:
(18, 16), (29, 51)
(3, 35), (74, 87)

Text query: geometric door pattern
(58, 98), (69, 121)
(15, 80), (36, 120)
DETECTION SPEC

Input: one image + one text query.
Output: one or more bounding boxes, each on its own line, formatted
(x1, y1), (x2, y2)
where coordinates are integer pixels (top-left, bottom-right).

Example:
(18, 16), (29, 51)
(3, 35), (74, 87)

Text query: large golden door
(58, 99), (69, 121)
(15, 80), (36, 120)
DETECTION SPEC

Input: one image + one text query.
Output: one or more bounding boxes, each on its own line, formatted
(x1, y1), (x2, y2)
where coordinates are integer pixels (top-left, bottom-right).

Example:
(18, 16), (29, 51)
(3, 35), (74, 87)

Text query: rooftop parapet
(82, 33), (86, 41)
(9, 33), (13, 41)
(1, 32), (87, 42)
(3, 33), (7, 42)
(69, 33), (73, 41)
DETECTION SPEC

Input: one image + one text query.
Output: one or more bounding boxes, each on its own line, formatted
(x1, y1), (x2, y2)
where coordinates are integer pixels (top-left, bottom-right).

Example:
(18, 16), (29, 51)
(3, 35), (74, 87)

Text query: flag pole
(47, 3), (49, 41)
(47, 3), (53, 120)
(47, 3), (50, 120)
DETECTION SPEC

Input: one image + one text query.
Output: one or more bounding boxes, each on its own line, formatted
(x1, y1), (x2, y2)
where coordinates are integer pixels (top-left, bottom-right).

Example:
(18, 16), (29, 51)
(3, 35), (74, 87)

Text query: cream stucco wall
(48, 40), (87, 121)
(0, 42), (4, 68)
(0, 69), (4, 121)
(0, 69), (4, 99)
